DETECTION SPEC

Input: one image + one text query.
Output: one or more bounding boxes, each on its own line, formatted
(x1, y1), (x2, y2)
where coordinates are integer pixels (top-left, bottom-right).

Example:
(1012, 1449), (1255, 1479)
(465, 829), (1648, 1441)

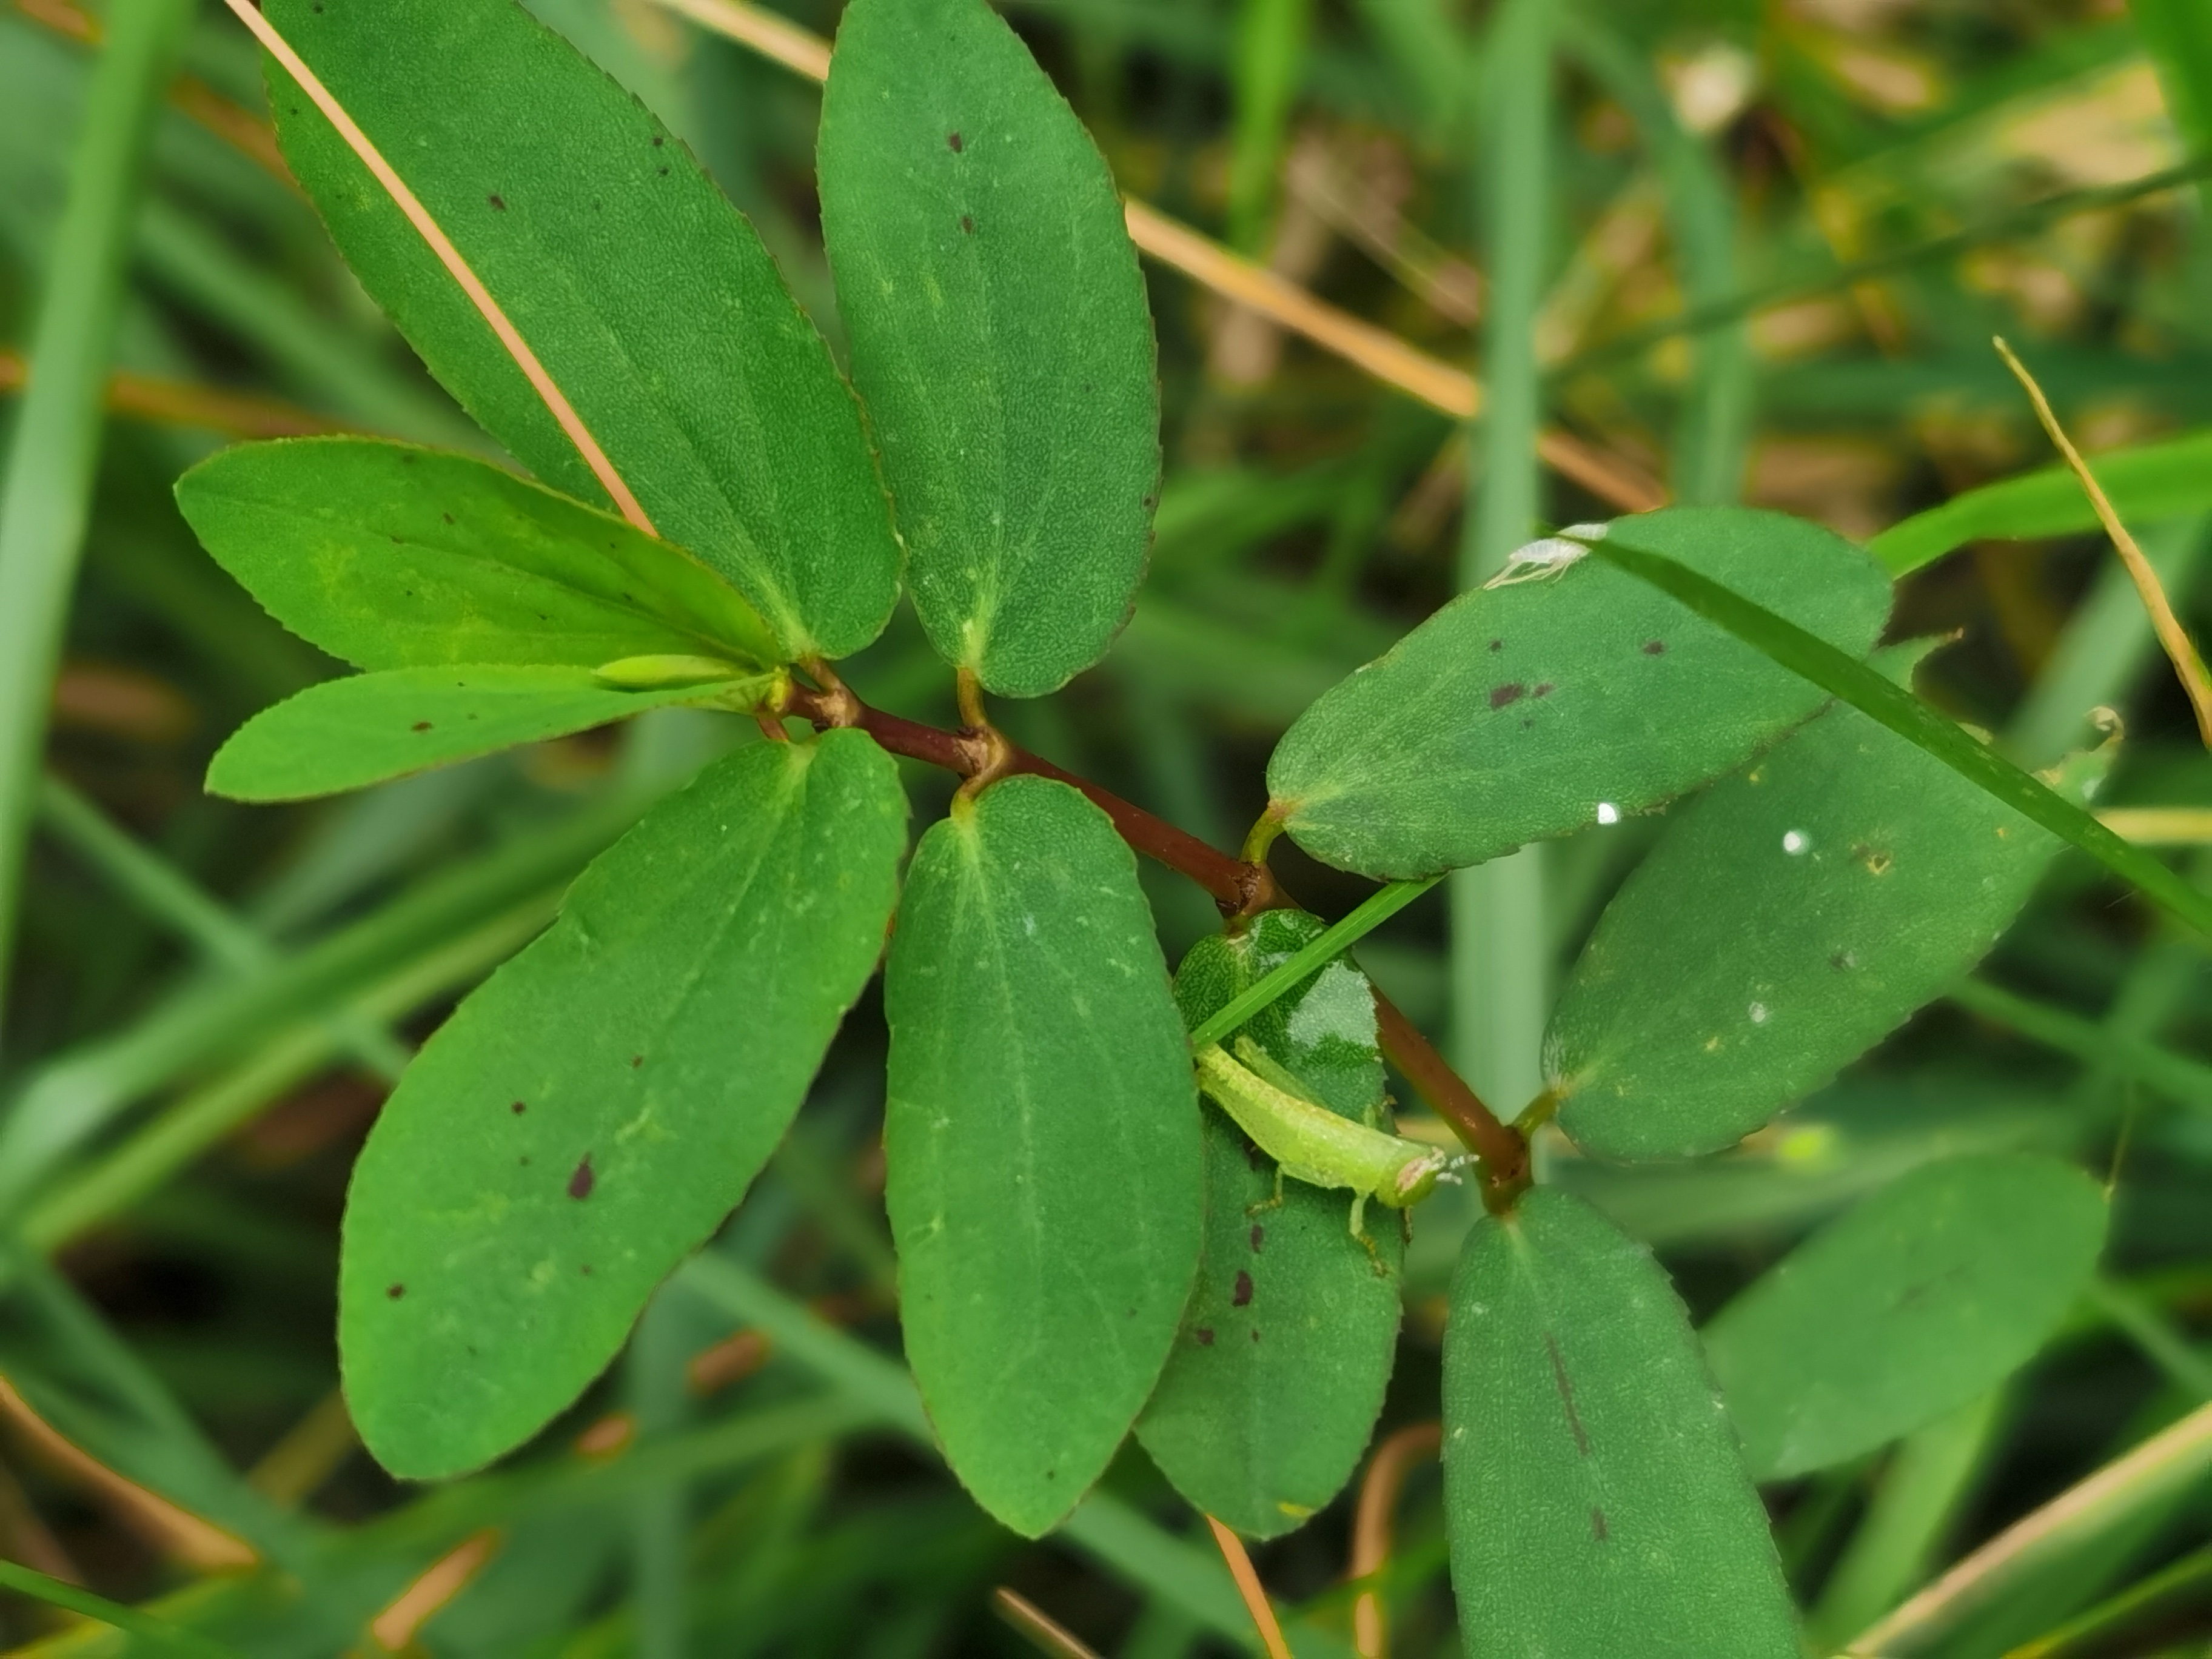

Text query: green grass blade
(0, 1560), (245, 1658)
(0, 0), (193, 1023)
(1589, 532), (2212, 937)
(1186, 878), (1436, 1051)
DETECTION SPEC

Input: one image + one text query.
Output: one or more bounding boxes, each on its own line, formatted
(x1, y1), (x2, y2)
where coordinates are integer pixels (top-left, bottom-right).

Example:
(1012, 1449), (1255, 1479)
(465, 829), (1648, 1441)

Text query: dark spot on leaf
(1232, 1270), (1254, 1307)
(568, 1157), (595, 1199)
(386, 1283), (404, 1299)
(1831, 950), (1857, 971)
(1195, 1327), (1215, 1346)
(1125, 1307), (1135, 1317)
(520, 1156), (530, 1166)
(1643, 640), (1666, 655)
(658, 166), (669, 176)
(1044, 1469), (1054, 1480)
(1534, 682), (1554, 697)
(1490, 683), (1526, 710)
(441, 512), (454, 525)
(1522, 718), (1534, 728)
(1249, 1224), (1264, 1253)
(511, 1101), (527, 1114)
(592, 199), (602, 210)
(400, 452), (415, 464)
(1544, 1333), (1591, 1456)
(580, 1264), (592, 1275)
(652, 134), (664, 147)
(1250, 1329), (1261, 1342)
(1489, 638), (1503, 652)
(1590, 1507), (1609, 1541)
(960, 214), (974, 234)
(631, 1055), (643, 1069)
(488, 193), (506, 210)
(411, 721), (432, 732)
(947, 131), (963, 151)
(1142, 495), (1156, 510)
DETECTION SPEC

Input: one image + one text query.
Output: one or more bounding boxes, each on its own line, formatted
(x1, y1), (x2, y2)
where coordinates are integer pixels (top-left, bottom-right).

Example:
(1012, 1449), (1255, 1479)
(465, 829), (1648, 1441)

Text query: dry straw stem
(643, 0), (1666, 515)
(1349, 1421), (1443, 1659)
(367, 1527), (503, 1651)
(1848, 1396), (2212, 1655)
(0, 348), (340, 440)
(1994, 336), (2212, 748)
(1205, 1515), (1297, 1659)
(0, 1372), (257, 1571)
(215, 0), (656, 535)
(990, 1587), (1104, 1659)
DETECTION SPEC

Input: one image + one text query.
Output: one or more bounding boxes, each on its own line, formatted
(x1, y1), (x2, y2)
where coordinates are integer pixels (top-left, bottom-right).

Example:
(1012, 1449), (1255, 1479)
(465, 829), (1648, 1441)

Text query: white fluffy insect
(1481, 521), (1612, 589)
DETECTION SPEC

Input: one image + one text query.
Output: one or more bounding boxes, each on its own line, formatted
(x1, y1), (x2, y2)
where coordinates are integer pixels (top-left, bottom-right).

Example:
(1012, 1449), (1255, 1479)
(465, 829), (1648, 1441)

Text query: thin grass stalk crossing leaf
(1547, 652), (2113, 1161)
(260, 0), (899, 659)
(1187, 879), (1437, 1050)
(1267, 506), (1892, 878)
(1587, 530), (2212, 937)
(1139, 913), (1404, 1540)
(176, 439), (779, 672)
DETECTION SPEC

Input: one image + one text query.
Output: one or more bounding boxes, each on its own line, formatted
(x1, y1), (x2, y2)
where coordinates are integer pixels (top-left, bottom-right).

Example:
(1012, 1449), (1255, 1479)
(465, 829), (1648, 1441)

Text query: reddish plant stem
(784, 677), (1526, 1193)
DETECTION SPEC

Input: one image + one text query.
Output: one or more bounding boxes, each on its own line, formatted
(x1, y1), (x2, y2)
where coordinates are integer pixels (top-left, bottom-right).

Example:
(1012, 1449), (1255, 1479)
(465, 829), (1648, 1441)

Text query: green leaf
(1444, 1189), (1798, 1657)
(207, 665), (764, 801)
(1266, 506), (1891, 879)
(340, 730), (906, 1478)
(2134, 0), (2212, 154)
(1588, 526), (2212, 939)
(883, 776), (1201, 1536)
(176, 438), (779, 671)
(264, 0), (898, 660)
(1867, 428), (2212, 576)
(1136, 911), (1403, 1540)
(1546, 660), (2113, 1161)
(818, 0), (1161, 698)
(1704, 1153), (2107, 1480)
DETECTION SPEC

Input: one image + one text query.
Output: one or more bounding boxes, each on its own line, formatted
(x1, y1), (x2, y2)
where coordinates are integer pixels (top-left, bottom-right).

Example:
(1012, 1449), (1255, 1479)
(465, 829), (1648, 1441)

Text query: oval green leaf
(819, 0), (1161, 697)
(1546, 665), (2111, 1161)
(176, 438), (777, 671)
(341, 729), (907, 1478)
(264, 0), (898, 660)
(1444, 1188), (1798, 1657)
(884, 776), (1201, 1536)
(206, 665), (765, 801)
(1704, 1153), (2107, 1481)
(1265, 506), (1891, 879)
(1136, 911), (1403, 1540)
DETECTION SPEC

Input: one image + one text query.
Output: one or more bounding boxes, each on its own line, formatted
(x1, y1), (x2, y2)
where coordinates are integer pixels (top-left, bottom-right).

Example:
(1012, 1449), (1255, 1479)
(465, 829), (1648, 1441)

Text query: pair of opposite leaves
(253, 0), (1155, 702)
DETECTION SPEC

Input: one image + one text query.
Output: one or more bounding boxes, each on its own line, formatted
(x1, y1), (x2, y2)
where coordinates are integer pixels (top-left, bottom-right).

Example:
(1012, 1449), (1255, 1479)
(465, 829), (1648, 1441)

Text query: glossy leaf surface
(341, 730), (907, 1477)
(1444, 1189), (1798, 1657)
(819, 0), (1160, 697)
(265, 0), (897, 659)
(1547, 666), (2110, 1161)
(176, 438), (777, 671)
(1267, 506), (1891, 878)
(206, 665), (756, 801)
(1704, 1152), (2106, 1479)
(1137, 911), (1402, 1540)
(884, 777), (1201, 1536)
